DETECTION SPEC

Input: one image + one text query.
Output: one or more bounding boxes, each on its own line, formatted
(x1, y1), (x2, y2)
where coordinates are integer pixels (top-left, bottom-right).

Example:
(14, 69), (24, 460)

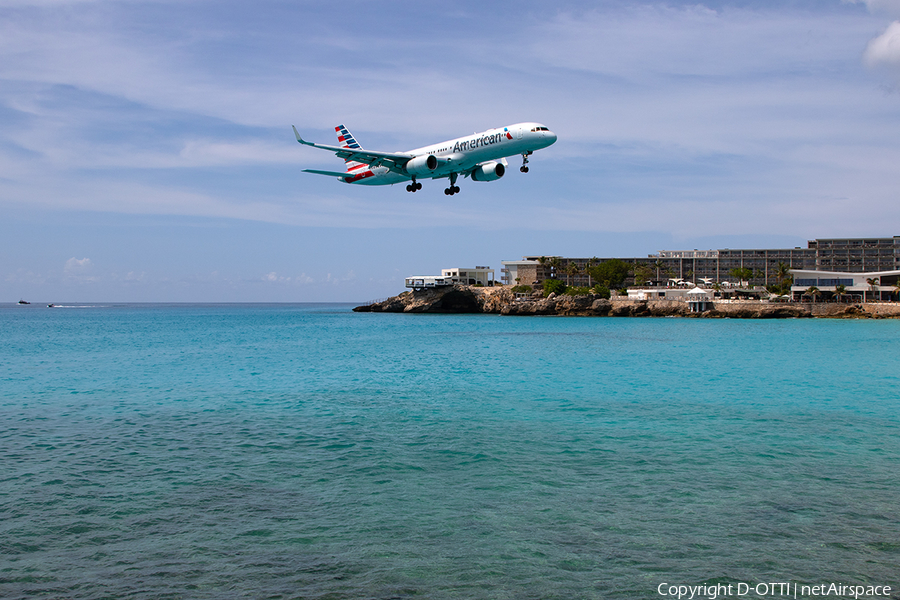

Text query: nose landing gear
(520, 151), (532, 173)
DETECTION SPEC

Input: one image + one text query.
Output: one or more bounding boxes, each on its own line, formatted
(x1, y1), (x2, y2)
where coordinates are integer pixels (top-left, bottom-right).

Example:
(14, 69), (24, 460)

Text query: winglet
(292, 125), (310, 146)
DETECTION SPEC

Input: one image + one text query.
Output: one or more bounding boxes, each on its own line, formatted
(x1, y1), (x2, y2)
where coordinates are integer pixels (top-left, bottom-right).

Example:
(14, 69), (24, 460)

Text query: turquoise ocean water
(1, 303), (899, 599)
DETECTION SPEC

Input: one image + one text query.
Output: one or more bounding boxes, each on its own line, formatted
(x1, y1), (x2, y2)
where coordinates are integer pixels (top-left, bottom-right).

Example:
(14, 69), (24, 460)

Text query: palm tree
(586, 257), (599, 287)
(729, 267), (753, 288)
(754, 269), (766, 287)
(565, 262), (581, 286)
(633, 264), (654, 287)
(866, 277), (879, 303)
(805, 286), (820, 303)
(774, 261), (792, 295)
(548, 257), (562, 280)
(893, 280), (900, 302)
(834, 284), (847, 303)
(654, 259), (666, 284)
(774, 261), (791, 283)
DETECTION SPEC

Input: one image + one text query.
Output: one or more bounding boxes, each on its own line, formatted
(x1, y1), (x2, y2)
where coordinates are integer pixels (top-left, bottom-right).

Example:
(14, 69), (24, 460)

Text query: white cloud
(64, 257), (92, 272)
(864, 21), (900, 66)
(63, 256), (100, 283)
(261, 271), (317, 285)
(326, 270), (356, 285)
(846, 0), (900, 17)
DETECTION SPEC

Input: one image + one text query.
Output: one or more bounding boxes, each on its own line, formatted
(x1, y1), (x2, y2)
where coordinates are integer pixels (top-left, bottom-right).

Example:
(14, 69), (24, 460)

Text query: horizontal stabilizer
(303, 169), (350, 179)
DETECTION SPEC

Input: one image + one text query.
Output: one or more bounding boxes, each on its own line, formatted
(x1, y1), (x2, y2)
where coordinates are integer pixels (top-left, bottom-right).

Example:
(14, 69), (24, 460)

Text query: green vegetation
(511, 285), (533, 294)
(766, 261), (793, 296)
(729, 267), (754, 287)
(563, 286), (592, 296)
(565, 262), (581, 286)
(586, 257), (599, 287)
(592, 285), (611, 299)
(587, 259), (630, 290)
(543, 279), (567, 295)
(633, 264), (654, 287)
(653, 259), (665, 281)
(834, 284), (847, 303)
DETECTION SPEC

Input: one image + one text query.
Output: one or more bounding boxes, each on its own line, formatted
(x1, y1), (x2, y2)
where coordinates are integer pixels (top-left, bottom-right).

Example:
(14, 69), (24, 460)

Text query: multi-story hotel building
(501, 236), (900, 288)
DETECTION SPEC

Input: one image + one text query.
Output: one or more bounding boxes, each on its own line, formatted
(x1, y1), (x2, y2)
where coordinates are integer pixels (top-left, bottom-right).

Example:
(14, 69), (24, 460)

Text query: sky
(2, 0), (900, 302)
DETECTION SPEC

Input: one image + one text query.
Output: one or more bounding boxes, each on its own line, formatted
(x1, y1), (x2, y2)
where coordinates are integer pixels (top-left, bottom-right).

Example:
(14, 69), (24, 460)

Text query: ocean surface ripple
(1, 304), (898, 599)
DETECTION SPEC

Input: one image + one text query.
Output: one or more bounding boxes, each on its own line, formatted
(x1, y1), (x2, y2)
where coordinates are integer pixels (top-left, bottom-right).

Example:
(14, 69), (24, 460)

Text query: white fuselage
(343, 122), (556, 185)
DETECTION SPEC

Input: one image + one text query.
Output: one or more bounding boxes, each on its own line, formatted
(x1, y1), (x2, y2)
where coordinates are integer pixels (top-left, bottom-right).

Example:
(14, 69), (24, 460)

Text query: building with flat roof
(790, 269), (900, 302)
(406, 266), (495, 290)
(809, 237), (899, 272)
(499, 260), (541, 287)
(502, 236), (899, 289)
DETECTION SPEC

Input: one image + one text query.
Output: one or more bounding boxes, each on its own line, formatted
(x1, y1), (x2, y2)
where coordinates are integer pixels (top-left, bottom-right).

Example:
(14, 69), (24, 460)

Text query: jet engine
(405, 154), (439, 176)
(470, 161), (505, 182)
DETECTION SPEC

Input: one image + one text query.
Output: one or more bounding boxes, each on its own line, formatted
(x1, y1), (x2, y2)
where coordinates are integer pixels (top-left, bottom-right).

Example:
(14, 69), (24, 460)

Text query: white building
(790, 269), (900, 302)
(500, 259), (540, 286)
(626, 287), (711, 301)
(406, 267), (495, 290)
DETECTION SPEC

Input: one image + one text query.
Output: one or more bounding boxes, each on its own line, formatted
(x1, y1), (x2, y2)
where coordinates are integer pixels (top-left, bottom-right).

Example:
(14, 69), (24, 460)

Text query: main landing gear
(520, 151), (532, 173)
(444, 172), (460, 196)
(406, 177), (422, 192)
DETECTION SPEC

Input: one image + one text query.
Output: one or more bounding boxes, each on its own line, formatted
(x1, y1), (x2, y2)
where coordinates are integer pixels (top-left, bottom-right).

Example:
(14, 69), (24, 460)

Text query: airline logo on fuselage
(452, 130), (512, 153)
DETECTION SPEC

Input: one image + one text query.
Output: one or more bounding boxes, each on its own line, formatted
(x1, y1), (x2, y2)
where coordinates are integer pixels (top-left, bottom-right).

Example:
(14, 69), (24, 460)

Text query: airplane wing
(302, 169), (352, 179)
(292, 126), (412, 174)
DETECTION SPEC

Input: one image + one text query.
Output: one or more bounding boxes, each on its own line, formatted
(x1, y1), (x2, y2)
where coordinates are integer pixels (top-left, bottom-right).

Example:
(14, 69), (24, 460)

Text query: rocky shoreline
(353, 285), (900, 318)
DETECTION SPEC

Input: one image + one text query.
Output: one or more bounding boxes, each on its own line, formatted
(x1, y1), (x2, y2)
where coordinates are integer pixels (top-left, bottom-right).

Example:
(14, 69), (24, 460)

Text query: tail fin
(335, 124), (366, 172)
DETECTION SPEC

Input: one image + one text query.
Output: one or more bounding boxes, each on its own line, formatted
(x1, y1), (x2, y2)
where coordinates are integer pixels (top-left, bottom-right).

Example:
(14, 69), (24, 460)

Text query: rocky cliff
(354, 286), (900, 318)
(354, 285), (512, 314)
(355, 287), (670, 316)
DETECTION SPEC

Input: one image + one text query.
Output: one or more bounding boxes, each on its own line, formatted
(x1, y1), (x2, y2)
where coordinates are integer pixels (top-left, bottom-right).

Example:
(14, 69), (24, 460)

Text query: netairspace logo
(656, 582), (893, 599)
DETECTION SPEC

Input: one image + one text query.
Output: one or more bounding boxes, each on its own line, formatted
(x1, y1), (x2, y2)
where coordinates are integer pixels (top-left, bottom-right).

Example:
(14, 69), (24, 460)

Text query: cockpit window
(531, 126), (550, 132)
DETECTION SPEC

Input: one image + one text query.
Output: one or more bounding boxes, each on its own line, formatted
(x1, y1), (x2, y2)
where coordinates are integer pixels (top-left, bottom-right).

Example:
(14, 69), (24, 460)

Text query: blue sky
(2, 0), (900, 302)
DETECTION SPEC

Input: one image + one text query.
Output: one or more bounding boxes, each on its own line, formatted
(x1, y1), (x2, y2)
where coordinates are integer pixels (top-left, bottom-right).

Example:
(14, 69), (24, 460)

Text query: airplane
(292, 122), (557, 195)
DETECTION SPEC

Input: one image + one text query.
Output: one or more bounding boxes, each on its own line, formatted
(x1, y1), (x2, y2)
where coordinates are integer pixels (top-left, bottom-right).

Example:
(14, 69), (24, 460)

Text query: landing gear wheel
(415, 182), (422, 191)
(444, 173), (460, 196)
(407, 178), (420, 192)
(521, 151), (532, 173)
